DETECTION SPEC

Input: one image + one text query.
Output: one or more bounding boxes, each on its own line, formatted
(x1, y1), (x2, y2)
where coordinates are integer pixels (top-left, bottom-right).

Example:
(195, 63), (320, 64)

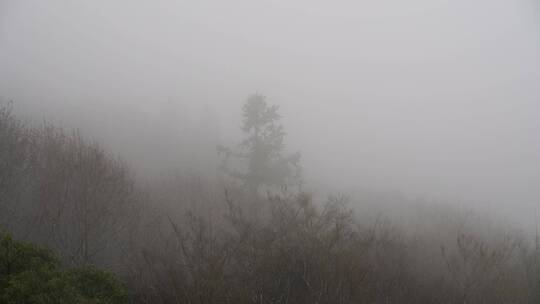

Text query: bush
(0, 233), (127, 304)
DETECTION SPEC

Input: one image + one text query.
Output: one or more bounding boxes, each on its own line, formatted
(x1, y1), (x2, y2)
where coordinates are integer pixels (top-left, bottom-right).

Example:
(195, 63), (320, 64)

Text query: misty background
(1, 0), (540, 228)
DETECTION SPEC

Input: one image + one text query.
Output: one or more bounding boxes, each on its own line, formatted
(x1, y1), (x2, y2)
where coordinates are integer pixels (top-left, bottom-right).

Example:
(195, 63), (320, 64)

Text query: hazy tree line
(1, 97), (540, 303)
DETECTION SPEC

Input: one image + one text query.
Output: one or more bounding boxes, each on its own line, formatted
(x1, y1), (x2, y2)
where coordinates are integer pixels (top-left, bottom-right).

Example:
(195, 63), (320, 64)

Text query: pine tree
(219, 94), (301, 194)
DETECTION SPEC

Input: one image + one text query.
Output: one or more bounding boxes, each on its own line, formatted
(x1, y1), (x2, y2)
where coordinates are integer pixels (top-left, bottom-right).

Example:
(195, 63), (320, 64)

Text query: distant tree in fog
(219, 93), (301, 194)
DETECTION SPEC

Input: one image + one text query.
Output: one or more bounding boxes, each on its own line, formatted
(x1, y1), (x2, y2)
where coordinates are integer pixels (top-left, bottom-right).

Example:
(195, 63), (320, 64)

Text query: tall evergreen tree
(219, 94), (301, 194)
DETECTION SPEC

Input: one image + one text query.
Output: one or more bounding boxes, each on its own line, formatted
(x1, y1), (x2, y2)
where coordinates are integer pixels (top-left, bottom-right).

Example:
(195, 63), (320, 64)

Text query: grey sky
(1, 0), (540, 225)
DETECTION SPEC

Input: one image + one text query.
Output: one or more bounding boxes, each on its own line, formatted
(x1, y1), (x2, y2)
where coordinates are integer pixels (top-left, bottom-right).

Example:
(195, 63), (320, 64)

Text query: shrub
(0, 233), (127, 304)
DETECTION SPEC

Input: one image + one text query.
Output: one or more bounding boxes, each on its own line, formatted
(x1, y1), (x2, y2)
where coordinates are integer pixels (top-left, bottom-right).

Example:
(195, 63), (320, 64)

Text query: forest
(2, 1), (540, 303)
(1, 98), (539, 303)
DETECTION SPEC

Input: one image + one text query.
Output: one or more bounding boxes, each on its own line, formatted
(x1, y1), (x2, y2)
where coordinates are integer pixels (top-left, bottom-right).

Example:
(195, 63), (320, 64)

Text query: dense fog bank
(2, 1), (540, 302)
(2, 0), (540, 227)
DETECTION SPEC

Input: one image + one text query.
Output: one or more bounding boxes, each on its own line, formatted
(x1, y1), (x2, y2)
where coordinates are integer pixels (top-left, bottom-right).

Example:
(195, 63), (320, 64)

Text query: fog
(2, 0), (540, 227)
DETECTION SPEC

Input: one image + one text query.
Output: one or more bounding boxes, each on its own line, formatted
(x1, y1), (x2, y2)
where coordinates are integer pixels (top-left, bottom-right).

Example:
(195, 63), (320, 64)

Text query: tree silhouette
(219, 94), (301, 194)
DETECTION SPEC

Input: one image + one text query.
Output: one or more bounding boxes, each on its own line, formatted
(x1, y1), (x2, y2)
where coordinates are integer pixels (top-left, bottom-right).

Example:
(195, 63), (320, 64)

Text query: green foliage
(67, 267), (128, 304)
(0, 233), (127, 304)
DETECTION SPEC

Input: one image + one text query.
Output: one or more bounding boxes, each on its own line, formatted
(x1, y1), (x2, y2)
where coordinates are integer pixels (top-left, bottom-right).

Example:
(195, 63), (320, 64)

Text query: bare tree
(33, 126), (138, 266)
(0, 102), (35, 234)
